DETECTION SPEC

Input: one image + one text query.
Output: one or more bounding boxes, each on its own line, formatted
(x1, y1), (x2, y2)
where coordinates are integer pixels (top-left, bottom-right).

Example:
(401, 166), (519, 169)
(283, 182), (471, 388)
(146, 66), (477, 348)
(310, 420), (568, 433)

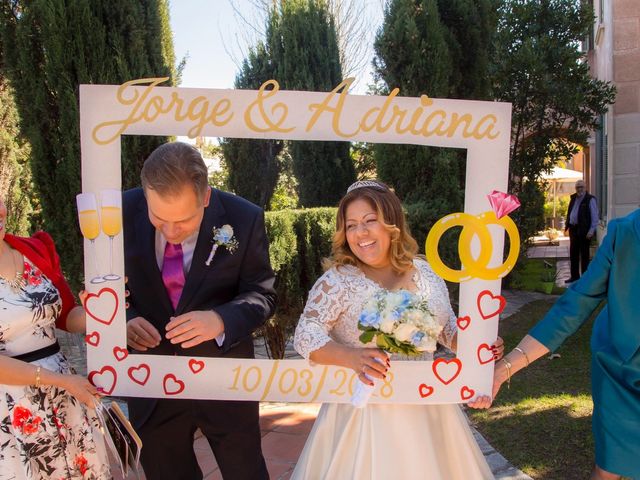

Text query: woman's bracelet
(513, 347), (530, 367)
(501, 358), (511, 389)
(34, 366), (41, 388)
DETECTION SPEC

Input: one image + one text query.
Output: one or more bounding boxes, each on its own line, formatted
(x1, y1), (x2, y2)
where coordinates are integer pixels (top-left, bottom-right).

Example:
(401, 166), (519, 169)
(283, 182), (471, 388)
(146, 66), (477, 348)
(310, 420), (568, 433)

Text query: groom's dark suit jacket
(123, 187), (276, 429)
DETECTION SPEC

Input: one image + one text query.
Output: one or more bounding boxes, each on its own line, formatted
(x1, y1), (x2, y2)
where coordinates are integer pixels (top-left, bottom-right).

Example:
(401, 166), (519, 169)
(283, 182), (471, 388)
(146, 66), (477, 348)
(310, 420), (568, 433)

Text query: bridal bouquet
(351, 289), (443, 407)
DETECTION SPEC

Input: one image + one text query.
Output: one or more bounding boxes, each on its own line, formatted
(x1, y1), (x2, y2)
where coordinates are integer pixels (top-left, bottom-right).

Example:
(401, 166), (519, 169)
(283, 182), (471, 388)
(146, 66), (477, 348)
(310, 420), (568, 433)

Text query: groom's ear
(202, 186), (212, 208)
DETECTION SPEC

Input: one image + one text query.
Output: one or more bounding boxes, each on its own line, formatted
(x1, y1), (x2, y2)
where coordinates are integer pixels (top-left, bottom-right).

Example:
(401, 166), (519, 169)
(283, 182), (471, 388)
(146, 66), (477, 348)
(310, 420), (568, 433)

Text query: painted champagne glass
(100, 189), (122, 281)
(76, 193), (105, 284)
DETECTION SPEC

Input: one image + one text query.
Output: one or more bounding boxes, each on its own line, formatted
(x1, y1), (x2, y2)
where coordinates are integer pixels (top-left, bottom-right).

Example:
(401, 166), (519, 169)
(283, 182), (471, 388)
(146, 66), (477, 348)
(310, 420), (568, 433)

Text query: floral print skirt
(0, 353), (110, 480)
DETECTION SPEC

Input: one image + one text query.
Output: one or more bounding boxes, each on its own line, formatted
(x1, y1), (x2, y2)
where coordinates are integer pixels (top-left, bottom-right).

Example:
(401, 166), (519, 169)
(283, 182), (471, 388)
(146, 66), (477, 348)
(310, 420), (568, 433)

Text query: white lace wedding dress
(292, 259), (494, 480)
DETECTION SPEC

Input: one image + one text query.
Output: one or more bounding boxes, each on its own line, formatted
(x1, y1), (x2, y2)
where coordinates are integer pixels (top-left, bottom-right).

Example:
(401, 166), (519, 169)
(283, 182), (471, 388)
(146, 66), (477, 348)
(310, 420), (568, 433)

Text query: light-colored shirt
(569, 194), (599, 236)
(155, 230), (225, 346)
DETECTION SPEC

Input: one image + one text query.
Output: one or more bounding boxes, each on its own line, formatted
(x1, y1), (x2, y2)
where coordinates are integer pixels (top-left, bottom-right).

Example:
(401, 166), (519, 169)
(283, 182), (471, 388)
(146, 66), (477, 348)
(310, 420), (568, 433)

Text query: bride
(292, 180), (498, 480)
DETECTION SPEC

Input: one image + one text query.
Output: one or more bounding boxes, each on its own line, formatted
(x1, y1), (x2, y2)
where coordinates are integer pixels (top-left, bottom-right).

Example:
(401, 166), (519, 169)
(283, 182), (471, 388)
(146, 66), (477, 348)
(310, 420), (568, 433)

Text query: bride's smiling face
(345, 198), (391, 269)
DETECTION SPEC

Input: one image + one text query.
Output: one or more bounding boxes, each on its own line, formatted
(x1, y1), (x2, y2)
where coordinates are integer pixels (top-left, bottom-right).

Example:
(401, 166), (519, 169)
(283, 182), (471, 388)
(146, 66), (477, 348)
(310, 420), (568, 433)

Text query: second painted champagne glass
(100, 189), (122, 281)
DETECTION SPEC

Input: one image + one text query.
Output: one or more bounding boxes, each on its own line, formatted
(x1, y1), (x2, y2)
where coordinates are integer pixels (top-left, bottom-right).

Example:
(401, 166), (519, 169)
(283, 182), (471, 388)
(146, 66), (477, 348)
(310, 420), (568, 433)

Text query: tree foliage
(493, 0), (616, 241)
(0, 73), (34, 236)
(222, 43), (283, 209)
(0, 0), (177, 287)
(266, 0), (355, 207)
(372, 0), (496, 207)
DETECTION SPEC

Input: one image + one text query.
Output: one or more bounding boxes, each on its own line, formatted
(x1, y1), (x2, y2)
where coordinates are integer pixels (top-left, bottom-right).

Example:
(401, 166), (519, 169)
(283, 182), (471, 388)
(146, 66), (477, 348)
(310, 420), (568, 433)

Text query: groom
(123, 141), (276, 479)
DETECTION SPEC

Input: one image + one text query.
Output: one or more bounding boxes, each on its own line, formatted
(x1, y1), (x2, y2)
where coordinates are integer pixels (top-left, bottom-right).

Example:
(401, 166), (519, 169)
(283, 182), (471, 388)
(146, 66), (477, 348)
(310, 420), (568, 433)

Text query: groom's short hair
(141, 142), (209, 201)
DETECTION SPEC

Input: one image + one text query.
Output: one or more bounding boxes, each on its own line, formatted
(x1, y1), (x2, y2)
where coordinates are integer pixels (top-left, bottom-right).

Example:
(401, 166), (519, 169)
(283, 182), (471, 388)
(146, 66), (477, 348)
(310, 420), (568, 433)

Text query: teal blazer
(529, 208), (640, 476)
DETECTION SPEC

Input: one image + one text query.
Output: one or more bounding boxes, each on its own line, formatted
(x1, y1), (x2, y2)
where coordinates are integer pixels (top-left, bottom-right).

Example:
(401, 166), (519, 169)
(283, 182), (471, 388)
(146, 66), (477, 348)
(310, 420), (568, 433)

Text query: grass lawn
(468, 299), (597, 480)
(508, 258), (566, 295)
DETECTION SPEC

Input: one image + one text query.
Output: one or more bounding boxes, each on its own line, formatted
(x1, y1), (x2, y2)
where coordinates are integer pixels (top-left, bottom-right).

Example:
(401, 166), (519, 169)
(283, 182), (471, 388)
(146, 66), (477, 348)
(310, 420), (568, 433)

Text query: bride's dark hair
(324, 180), (418, 274)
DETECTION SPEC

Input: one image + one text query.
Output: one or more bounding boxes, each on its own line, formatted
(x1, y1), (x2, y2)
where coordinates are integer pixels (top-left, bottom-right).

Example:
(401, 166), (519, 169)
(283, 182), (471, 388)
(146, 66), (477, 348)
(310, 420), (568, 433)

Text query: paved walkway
(58, 241), (573, 479)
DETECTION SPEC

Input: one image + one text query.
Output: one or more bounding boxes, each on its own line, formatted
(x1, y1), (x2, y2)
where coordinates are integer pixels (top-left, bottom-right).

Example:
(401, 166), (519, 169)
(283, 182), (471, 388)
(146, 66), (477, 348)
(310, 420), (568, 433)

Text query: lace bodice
(293, 259), (457, 361)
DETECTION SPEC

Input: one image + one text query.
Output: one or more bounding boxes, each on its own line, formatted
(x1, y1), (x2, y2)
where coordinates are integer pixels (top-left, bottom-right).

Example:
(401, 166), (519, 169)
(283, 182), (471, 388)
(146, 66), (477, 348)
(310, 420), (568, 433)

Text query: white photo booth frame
(79, 78), (512, 404)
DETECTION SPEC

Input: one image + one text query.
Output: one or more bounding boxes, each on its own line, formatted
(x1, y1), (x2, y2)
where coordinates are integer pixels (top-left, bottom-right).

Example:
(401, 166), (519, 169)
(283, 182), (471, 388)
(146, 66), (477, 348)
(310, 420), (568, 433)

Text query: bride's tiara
(346, 180), (387, 194)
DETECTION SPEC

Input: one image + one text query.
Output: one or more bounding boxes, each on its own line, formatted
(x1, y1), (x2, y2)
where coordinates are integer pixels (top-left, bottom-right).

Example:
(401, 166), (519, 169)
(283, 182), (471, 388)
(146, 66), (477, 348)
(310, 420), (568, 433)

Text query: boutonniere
(205, 224), (239, 266)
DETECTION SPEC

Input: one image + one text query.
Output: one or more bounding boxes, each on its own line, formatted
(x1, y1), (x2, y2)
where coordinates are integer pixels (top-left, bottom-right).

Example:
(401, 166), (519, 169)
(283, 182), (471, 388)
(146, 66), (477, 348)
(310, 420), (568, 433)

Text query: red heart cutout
(84, 288), (119, 325)
(432, 358), (462, 385)
(113, 346), (128, 362)
(418, 384), (434, 398)
(457, 316), (471, 330)
(460, 386), (475, 400)
(88, 366), (117, 395)
(477, 290), (506, 320)
(163, 374), (185, 395)
(85, 331), (100, 347)
(128, 364), (151, 386)
(188, 359), (205, 374)
(476, 343), (494, 365)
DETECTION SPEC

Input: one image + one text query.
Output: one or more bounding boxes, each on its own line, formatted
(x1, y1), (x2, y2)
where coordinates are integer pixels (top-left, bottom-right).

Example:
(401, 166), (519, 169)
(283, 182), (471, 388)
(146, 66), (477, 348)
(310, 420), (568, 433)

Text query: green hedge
(263, 208), (336, 357)
(261, 203), (462, 358)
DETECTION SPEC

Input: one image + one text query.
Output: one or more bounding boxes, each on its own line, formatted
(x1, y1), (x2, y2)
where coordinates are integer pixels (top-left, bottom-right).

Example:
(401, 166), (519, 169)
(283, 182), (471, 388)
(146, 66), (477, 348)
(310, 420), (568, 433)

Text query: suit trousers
(569, 226), (591, 279)
(138, 398), (268, 480)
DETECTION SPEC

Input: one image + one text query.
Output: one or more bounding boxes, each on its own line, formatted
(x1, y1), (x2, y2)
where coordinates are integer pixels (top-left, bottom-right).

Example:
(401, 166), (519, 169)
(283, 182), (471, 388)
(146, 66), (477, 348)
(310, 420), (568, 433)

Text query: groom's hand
(128, 317), (162, 351)
(165, 311), (225, 348)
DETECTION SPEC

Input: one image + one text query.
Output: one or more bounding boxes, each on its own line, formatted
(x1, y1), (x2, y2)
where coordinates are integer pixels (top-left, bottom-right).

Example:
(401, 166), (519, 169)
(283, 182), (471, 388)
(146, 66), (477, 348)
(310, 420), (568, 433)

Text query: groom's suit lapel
(134, 198), (174, 315)
(176, 189), (227, 313)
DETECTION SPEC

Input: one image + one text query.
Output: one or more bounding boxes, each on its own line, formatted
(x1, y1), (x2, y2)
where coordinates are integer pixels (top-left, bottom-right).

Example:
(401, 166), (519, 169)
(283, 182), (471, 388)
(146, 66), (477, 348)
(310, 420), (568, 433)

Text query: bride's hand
(467, 395), (493, 409)
(349, 347), (389, 386)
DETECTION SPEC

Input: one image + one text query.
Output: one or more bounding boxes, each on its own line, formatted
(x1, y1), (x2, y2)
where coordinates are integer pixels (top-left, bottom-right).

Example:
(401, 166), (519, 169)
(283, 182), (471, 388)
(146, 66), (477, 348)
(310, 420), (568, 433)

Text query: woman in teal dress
(489, 208), (640, 480)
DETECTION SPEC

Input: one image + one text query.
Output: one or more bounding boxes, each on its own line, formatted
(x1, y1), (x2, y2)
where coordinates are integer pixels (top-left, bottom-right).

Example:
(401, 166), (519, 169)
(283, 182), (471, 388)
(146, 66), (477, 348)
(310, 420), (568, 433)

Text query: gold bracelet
(513, 347), (530, 367)
(34, 366), (41, 388)
(501, 358), (511, 389)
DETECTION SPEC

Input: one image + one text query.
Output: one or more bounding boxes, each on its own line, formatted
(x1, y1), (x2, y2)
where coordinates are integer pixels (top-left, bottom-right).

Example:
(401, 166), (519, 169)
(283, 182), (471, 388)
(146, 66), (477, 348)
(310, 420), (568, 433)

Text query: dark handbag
(95, 401), (143, 478)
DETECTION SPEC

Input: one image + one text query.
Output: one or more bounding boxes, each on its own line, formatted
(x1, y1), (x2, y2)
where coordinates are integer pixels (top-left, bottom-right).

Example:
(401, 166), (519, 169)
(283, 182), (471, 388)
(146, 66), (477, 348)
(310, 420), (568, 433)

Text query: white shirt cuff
(215, 333), (225, 347)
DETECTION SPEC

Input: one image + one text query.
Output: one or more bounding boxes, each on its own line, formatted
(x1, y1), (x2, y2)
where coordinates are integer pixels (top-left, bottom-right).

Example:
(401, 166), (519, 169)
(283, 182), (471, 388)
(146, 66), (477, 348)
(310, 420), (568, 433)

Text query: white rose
(417, 336), (438, 353)
(385, 291), (405, 310)
(393, 323), (419, 342)
(220, 224), (234, 236)
(379, 317), (396, 334)
(406, 309), (424, 324)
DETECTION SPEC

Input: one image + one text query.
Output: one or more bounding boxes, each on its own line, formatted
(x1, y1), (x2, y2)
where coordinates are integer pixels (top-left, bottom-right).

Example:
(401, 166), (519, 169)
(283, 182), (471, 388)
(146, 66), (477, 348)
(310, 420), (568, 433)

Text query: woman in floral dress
(0, 197), (110, 479)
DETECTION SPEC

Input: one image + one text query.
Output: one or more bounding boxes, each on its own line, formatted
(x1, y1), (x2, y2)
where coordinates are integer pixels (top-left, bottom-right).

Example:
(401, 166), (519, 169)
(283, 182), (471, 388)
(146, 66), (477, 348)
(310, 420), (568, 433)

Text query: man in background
(564, 179), (598, 284)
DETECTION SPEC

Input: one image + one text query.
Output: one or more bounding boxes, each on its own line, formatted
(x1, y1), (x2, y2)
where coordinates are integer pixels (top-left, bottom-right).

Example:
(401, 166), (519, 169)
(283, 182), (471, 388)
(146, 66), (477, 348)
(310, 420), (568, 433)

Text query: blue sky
(169, 0), (383, 93)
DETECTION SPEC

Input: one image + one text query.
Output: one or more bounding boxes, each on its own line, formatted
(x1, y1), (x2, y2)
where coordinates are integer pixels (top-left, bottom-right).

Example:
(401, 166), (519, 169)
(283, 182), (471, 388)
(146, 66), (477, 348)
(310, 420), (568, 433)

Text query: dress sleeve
(419, 260), (457, 350)
(529, 218), (614, 352)
(293, 268), (347, 360)
(32, 231), (76, 330)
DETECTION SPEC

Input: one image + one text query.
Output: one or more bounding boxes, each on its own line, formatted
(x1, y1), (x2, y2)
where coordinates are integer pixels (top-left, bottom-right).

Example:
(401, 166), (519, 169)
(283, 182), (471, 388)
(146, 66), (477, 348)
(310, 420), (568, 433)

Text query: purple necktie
(162, 242), (185, 310)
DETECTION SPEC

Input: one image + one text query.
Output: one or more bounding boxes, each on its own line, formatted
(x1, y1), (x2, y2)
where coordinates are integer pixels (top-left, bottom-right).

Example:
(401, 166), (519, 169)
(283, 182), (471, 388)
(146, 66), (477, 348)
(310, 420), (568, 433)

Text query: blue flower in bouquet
(411, 331), (425, 346)
(359, 310), (381, 328)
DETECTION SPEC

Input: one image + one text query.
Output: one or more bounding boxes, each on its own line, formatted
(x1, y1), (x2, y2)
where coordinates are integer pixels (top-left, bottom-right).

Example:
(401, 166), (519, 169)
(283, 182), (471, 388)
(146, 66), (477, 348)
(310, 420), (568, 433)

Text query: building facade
(587, 0), (640, 232)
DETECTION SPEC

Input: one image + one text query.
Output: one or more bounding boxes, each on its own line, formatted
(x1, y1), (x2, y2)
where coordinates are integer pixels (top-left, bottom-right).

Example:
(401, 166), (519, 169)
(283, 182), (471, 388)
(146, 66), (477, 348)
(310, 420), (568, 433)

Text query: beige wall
(588, 0), (640, 222)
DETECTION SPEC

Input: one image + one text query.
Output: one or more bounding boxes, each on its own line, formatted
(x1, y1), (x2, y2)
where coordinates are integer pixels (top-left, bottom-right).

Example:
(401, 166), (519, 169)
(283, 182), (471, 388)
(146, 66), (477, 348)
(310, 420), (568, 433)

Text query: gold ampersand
(244, 80), (295, 133)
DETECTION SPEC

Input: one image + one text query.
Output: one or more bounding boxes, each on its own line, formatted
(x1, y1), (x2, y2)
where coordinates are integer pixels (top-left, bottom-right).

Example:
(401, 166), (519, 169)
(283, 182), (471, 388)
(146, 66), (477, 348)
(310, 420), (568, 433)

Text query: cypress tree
(373, 0), (459, 207)
(373, 0), (497, 207)
(221, 43), (283, 209)
(0, 73), (33, 236)
(0, 0), (176, 288)
(267, 0), (355, 207)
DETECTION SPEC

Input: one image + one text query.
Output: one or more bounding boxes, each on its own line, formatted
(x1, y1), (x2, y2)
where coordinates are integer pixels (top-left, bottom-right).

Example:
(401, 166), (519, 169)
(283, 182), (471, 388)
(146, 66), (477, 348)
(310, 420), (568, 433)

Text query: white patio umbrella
(541, 166), (583, 227)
